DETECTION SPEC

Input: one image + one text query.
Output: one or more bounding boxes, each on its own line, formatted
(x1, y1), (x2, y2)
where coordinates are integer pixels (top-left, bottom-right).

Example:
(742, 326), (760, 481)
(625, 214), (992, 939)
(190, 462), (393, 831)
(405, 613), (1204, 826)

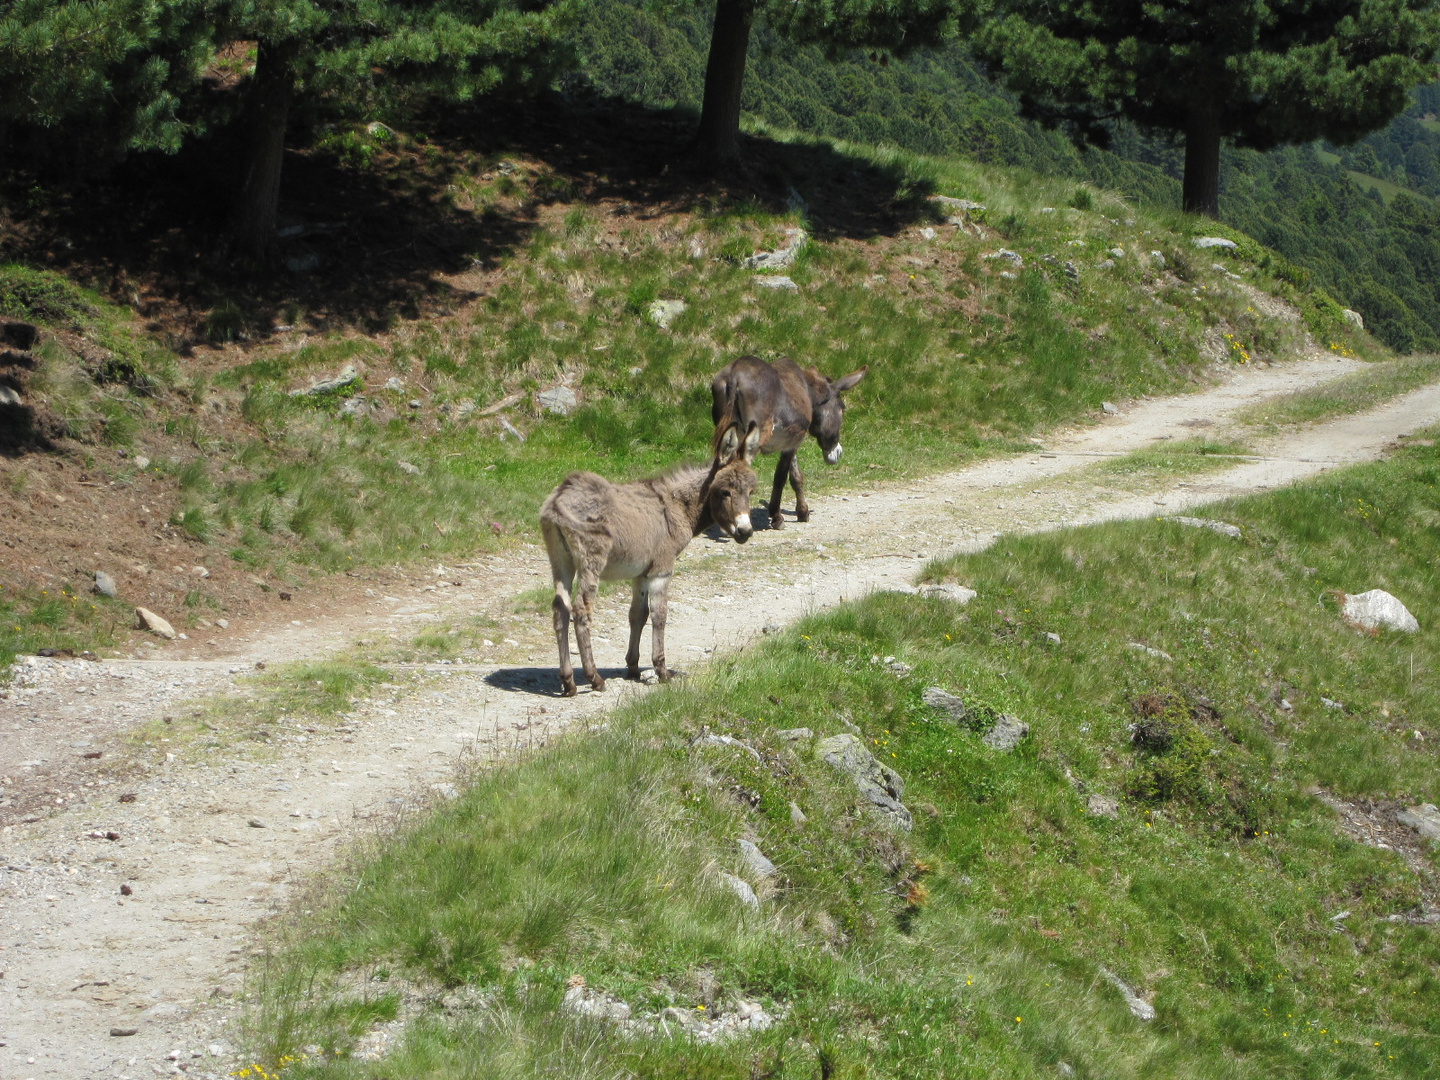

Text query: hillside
(568, 0), (1440, 353)
(0, 99), (1369, 668)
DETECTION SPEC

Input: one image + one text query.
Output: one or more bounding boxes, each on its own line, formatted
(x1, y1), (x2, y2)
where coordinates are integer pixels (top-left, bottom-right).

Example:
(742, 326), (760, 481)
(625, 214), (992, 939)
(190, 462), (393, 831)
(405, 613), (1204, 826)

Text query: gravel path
(5, 352), (1439, 1079)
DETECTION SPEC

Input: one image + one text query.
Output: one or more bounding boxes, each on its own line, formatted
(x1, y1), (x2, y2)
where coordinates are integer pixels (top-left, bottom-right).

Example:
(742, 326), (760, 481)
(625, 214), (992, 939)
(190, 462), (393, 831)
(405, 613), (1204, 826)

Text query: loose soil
(4, 353), (1440, 1079)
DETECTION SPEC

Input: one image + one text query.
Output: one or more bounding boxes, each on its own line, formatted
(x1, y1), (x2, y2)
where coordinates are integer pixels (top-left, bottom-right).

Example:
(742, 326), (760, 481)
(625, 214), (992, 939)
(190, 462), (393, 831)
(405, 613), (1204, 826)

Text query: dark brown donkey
(711, 355), (866, 528)
(540, 421), (761, 697)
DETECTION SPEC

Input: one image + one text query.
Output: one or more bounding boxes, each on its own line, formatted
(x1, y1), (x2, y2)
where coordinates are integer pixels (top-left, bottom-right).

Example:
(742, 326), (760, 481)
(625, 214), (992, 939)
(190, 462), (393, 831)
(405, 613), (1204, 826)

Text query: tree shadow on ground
(0, 92), (936, 345)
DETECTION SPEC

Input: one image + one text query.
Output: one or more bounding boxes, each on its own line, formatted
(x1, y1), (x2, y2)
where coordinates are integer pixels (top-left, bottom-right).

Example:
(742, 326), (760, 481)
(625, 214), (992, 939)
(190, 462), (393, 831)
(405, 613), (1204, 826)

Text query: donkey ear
(833, 366), (868, 394)
(741, 419), (762, 463)
(717, 423), (741, 465)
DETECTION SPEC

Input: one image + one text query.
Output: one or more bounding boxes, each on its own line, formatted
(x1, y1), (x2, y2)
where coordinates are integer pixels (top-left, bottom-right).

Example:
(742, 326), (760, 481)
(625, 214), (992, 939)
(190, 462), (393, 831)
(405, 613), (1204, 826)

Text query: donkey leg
(768, 452), (792, 529)
(625, 578), (649, 680)
(789, 454), (810, 522)
(552, 579), (578, 697)
(648, 575), (672, 681)
(572, 571), (606, 692)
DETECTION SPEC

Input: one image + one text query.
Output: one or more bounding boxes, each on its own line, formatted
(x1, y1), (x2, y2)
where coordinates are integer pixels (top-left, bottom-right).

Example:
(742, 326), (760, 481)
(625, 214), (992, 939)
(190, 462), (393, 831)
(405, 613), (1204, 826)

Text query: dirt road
(4, 352), (1439, 1079)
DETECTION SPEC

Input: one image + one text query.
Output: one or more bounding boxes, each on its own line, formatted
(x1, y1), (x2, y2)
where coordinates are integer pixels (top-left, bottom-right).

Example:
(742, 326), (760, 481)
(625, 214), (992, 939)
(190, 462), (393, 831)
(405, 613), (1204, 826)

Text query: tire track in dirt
(5, 354), (1440, 1078)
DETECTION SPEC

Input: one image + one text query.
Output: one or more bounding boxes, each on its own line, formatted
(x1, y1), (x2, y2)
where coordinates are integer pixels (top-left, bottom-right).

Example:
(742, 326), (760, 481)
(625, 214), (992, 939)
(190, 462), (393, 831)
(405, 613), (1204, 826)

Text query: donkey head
(711, 420), (762, 543)
(806, 366), (867, 464)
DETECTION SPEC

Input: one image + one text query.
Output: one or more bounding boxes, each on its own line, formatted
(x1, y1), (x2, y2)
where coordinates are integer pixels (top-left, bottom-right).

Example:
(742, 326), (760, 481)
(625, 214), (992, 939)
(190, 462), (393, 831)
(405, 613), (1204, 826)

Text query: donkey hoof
(627, 666), (643, 681)
(656, 668), (672, 683)
(590, 675), (607, 692)
(560, 680), (579, 698)
(795, 508), (810, 523)
(768, 512), (786, 530)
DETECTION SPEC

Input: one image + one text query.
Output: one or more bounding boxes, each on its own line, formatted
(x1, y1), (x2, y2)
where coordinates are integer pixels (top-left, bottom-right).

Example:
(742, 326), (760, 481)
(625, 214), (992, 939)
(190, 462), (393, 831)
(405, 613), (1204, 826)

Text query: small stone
(929, 195), (986, 212)
(215, 619), (229, 630)
(1321, 696), (1344, 710)
(1064, 261), (1080, 282)
(1397, 803), (1440, 844)
(762, 621), (781, 634)
(93, 570), (118, 598)
(817, 733), (912, 831)
(1342, 589), (1419, 633)
(919, 227), (936, 240)
(982, 715), (1029, 752)
(1170, 516), (1243, 539)
(133, 455), (150, 469)
(248, 818), (267, 828)
(537, 386), (578, 416)
(1098, 967), (1155, 1020)
(384, 376), (405, 391)
(408, 399), (422, 409)
(1149, 251), (1166, 266)
(739, 839), (777, 879)
(1127, 642), (1172, 661)
(922, 686), (968, 724)
(789, 801), (807, 825)
(1341, 308), (1365, 330)
(776, 727), (813, 741)
(648, 298), (688, 328)
(755, 276), (798, 291)
(396, 460), (421, 475)
(289, 364), (359, 397)
(1044, 632), (1061, 645)
(0, 385), (21, 406)
(500, 418), (526, 442)
(919, 583), (976, 604)
(135, 607), (176, 639)
(1087, 794), (1119, 818)
(1192, 236), (1238, 250)
(982, 249), (1024, 266)
(110, 1027), (138, 1037)
(1102, 401), (1119, 415)
(1096, 259), (1116, 270)
(1109, 247), (1125, 258)
(721, 871), (760, 909)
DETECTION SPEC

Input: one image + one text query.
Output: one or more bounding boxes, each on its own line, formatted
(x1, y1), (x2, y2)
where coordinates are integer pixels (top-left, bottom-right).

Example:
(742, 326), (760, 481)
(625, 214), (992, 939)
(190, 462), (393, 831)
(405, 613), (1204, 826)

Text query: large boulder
(1343, 590), (1419, 633)
(816, 733), (913, 831)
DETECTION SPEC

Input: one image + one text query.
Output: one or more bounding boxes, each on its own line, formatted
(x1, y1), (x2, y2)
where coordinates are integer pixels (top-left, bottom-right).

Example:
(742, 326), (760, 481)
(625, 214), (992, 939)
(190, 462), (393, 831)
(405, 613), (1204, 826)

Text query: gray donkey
(711, 355), (866, 528)
(540, 420), (761, 696)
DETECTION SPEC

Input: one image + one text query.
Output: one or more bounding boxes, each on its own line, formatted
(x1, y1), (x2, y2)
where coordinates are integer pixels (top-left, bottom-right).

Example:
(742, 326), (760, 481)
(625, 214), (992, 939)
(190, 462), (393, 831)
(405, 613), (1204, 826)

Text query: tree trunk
(693, 0), (755, 170)
(232, 41), (295, 260)
(1183, 104), (1222, 217)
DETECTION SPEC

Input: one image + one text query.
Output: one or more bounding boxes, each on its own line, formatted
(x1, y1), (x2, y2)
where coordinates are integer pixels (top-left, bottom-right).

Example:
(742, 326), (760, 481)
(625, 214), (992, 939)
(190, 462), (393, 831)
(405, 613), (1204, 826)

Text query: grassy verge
(241, 431), (1439, 1078)
(1237, 354), (1440, 433)
(1089, 437), (1254, 481)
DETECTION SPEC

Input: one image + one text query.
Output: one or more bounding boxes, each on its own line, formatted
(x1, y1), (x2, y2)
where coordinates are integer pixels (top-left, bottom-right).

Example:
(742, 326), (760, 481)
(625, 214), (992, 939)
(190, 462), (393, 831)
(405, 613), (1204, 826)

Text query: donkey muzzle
(825, 443), (843, 464)
(732, 514), (753, 543)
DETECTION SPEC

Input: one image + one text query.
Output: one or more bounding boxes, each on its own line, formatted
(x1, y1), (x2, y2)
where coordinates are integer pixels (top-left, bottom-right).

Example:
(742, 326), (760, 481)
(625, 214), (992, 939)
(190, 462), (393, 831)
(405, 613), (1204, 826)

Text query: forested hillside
(568, 0), (1440, 352)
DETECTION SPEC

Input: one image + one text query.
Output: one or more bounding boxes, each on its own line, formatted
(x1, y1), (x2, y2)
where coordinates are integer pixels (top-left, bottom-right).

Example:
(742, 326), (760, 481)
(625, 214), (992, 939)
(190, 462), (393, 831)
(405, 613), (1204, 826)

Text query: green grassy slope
(2, 127), (1371, 667)
(245, 430), (1440, 1079)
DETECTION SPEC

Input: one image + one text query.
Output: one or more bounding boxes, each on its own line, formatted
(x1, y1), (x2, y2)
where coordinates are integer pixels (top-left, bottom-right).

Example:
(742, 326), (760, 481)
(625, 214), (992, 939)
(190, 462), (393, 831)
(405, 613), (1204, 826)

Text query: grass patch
(242, 434), (1440, 1077)
(1237, 354), (1440, 432)
(1093, 437), (1253, 480)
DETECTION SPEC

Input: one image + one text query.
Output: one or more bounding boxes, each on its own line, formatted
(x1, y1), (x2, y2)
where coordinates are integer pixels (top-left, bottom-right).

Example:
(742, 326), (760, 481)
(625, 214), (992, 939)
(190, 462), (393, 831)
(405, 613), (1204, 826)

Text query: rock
(919, 227), (937, 240)
(1397, 803), (1440, 843)
(1064, 261), (1079, 282)
(648, 299), (688, 329)
(366, 121), (394, 139)
(1044, 632), (1062, 645)
(1098, 967), (1155, 1020)
(755, 276), (798, 291)
(739, 839), (777, 879)
(983, 249), (1024, 267)
(1150, 251), (1166, 267)
(1096, 259), (1116, 270)
(742, 228), (807, 270)
(776, 727), (813, 741)
(339, 396), (369, 418)
(93, 570), (118, 598)
(930, 195), (986, 212)
(1341, 308), (1365, 330)
(1087, 794), (1120, 819)
(687, 236), (708, 259)
(1101, 401), (1119, 415)
(248, 818), (267, 828)
(1039, 207), (1056, 214)
(563, 980), (633, 1022)
(215, 618), (229, 630)
(290, 363), (360, 397)
(1342, 589), (1418, 633)
(1, 320), (38, 350)
(384, 377), (405, 391)
(721, 871), (760, 909)
(922, 686), (968, 724)
(886, 658), (913, 677)
(500, 417), (526, 442)
(1170, 516), (1243, 539)
(133, 455), (150, 469)
(789, 801), (807, 825)
(1192, 236), (1238, 250)
(0, 384), (21, 406)
(408, 399), (422, 409)
(110, 1027), (139, 1037)
(816, 733), (913, 831)
(135, 607), (176, 639)
(919, 583), (976, 604)
(982, 714), (1029, 752)
(537, 386), (578, 416)
(1127, 642), (1173, 661)
(396, 460), (421, 475)
(692, 731), (762, 762)
(762, 621), (781, 634)
(1109, 247), (1125, 258)
(1321, 696), (1345, 710)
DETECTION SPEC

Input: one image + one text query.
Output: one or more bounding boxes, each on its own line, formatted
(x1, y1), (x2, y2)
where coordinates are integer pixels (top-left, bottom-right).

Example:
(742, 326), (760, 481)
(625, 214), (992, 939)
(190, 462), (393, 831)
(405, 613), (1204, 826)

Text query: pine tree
(0, 1), (218, 162)
(690, 0), (962, 169)
(971, 0), (1440, 216)
(223, 0), (577, 257)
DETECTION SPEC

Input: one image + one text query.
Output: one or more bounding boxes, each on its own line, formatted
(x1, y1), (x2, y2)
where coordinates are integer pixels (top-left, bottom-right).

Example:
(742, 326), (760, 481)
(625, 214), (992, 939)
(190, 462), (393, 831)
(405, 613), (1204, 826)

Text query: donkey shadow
(485, 665), (634, 698)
